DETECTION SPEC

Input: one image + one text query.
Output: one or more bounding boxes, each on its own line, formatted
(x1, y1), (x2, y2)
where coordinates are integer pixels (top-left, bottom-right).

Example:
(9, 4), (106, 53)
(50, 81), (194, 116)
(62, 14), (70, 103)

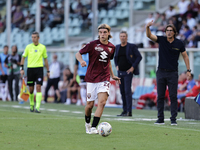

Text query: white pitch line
(23, 106), (30, 109)
(46, 109), (57, 112)
(71, 111), (83, 114)
(187, 122), (199, 125)
(102, 114), (112, 117)
(0, 118), (68, 120)
(136, 122), (200, 132)
(12, 105), (22, 108)
(59, 110), (70, 112)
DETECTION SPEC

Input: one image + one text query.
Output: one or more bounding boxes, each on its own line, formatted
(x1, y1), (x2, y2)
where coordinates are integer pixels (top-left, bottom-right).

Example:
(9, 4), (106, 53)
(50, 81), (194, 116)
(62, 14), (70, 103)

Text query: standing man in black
(4, 45), (21, 101)
(115, 31), (142, 117)
(146, 21), (191, 125)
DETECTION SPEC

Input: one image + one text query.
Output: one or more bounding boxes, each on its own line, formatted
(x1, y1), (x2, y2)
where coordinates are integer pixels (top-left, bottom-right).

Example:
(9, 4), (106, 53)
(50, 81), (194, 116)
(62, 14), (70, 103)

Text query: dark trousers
(44, 77), (60, 102)
(156, 69), (178, 121)
(8, 74), (20, 101)
(118, 70), (133, 113)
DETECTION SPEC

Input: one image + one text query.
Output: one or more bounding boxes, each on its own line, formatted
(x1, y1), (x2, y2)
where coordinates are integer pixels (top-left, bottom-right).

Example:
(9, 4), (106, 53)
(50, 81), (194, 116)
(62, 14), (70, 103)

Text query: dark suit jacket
(114, 42), (142, 75)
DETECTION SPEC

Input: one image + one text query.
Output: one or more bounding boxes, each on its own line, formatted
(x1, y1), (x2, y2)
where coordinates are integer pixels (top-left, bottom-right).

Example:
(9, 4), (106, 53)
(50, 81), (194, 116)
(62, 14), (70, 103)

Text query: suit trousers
(118, 70), (133, 113)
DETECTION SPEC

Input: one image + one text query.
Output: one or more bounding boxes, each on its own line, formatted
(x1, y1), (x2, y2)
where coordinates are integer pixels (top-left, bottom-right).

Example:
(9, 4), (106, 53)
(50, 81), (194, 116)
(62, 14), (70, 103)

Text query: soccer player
(75, 24), (121, 134)
(20, 31), (50, 113)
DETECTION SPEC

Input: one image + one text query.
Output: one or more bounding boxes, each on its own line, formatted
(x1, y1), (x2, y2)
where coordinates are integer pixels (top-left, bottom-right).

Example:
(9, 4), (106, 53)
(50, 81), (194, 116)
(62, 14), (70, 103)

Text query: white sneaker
(64, 100), (71, 105)
(85, 123), (91, 134)
(76, 100), (81, 106)
(89, 127), (98, 134)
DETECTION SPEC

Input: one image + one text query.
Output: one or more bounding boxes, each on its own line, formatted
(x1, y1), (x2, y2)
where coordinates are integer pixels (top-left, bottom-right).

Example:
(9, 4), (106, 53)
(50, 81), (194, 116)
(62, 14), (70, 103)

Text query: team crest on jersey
(108, 47), (112, 52)
(95, 46), (103, 51)
(35, 50), (37, 52)
(87, 93), (91, 99)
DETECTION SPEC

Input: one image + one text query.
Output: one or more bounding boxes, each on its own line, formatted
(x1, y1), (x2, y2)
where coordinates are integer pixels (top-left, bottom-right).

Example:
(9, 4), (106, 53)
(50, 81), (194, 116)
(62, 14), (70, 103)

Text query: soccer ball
(98, 122), (112, 137)
(17, 94), (24, 102)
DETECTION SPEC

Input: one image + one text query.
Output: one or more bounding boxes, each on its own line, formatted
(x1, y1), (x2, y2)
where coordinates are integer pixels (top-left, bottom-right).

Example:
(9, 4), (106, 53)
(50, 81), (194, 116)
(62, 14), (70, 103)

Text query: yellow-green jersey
(22, 43), (47, 68)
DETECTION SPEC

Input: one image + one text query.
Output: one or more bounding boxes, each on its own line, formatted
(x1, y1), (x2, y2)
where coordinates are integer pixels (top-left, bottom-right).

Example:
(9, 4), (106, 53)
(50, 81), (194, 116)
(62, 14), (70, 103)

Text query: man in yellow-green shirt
(20, 31), (50, 113)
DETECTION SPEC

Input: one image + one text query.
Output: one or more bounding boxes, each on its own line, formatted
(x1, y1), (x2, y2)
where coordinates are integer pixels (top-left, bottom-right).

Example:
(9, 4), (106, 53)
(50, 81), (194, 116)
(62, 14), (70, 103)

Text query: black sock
(85, 115), (91, 123)
(92, 116), (100, 128)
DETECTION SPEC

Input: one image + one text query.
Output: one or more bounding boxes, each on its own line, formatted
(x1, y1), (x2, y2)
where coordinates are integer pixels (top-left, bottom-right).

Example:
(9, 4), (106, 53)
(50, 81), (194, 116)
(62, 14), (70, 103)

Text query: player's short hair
(164, 24), (177, 37)
(120, 30), (128, 37)
(32, 31), (39, 37)
(3, 45), (8, 49)
(98, 24), (112, 39)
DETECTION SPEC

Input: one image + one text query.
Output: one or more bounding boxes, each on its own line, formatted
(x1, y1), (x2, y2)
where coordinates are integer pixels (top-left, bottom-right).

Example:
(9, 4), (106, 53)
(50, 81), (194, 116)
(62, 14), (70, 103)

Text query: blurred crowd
(136, 72), (200, 111)
(144, 0), (200, 48)
(9, 0), (118, 33)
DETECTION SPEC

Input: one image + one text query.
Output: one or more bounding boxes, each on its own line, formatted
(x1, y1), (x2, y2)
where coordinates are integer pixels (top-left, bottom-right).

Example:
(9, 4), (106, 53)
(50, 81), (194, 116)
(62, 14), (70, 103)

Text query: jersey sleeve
(22, 46), (29, 57)
(180, 41), (186, 53)
(110, 46), (115, 60)
(156, 36), (162, 43)
(43, 46), (48, 58)
(4, 56), (8, 64)
(79, 42), (92, 55)
(18, 54), (21, 62)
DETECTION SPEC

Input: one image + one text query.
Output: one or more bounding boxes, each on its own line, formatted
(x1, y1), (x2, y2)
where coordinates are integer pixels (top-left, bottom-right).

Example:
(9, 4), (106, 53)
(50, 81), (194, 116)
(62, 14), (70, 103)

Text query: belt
(159, 68), (177, 72)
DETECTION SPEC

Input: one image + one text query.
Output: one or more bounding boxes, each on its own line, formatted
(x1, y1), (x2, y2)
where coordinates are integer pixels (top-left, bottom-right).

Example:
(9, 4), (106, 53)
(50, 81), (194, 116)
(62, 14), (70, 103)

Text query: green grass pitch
(0, 101), (200, 150)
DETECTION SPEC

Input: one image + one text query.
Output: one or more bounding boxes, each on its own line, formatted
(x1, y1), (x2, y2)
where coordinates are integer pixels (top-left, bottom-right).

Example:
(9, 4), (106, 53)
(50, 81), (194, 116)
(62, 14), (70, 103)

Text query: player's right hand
(80, 61), (87, 67)
(146, 20), (154, 27)
(20, 70), (24, 77)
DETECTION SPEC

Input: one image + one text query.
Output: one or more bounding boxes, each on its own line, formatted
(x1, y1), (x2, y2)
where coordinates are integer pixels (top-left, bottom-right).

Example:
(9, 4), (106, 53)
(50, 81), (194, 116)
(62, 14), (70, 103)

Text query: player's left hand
(112, 76), (121, 84)
(127, 67), (134, 74)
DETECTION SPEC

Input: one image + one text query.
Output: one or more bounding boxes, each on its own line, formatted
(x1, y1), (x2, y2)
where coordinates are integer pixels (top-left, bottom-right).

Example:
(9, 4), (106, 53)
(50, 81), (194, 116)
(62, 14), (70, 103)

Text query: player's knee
(99, 100), (106, 107)
(36, 85), (41, 92)
(86, 101), (94, 109)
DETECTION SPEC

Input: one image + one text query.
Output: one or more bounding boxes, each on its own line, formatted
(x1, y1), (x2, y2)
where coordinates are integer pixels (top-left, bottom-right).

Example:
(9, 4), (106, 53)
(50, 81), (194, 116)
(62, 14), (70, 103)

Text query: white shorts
(86, 81), (110, 101)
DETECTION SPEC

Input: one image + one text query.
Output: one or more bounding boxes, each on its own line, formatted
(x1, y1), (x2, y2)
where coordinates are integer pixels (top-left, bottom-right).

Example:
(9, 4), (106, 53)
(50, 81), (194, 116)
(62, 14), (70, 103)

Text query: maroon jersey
(79, 39), (115, 83)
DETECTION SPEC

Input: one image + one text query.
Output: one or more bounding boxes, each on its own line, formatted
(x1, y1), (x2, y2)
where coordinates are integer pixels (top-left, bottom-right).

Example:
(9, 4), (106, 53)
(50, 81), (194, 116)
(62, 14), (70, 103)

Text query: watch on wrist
(187, 69), (191, 72)
(47, 71), (50, 73)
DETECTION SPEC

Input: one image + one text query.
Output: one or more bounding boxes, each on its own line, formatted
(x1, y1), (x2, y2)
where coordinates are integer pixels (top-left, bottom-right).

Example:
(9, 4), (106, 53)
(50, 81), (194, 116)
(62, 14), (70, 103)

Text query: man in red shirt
(75, 24), (120, 134)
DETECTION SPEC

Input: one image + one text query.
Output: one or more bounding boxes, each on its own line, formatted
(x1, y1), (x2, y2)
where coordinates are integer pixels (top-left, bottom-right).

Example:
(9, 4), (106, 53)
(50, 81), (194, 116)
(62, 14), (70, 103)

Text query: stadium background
(0, 0), (200, 79)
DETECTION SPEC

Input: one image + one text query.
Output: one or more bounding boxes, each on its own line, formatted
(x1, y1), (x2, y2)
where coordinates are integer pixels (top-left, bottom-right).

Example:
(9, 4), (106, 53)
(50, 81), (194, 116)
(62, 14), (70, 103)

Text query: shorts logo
(35, 50), (37, 52)
(38, 78), (41, 81)
(87, 93), (91, 99)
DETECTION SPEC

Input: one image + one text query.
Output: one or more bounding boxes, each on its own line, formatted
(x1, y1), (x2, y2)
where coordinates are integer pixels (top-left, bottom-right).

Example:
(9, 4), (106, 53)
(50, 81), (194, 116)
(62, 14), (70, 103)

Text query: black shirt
(156, 36), (185, 71)
(117, 45), (132, 71)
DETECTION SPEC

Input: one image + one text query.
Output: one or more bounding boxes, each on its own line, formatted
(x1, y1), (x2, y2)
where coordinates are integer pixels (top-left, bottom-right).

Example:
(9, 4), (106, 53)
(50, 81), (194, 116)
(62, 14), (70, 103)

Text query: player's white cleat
(89, 127), (98, 134)
(85, 123), (91, 134)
